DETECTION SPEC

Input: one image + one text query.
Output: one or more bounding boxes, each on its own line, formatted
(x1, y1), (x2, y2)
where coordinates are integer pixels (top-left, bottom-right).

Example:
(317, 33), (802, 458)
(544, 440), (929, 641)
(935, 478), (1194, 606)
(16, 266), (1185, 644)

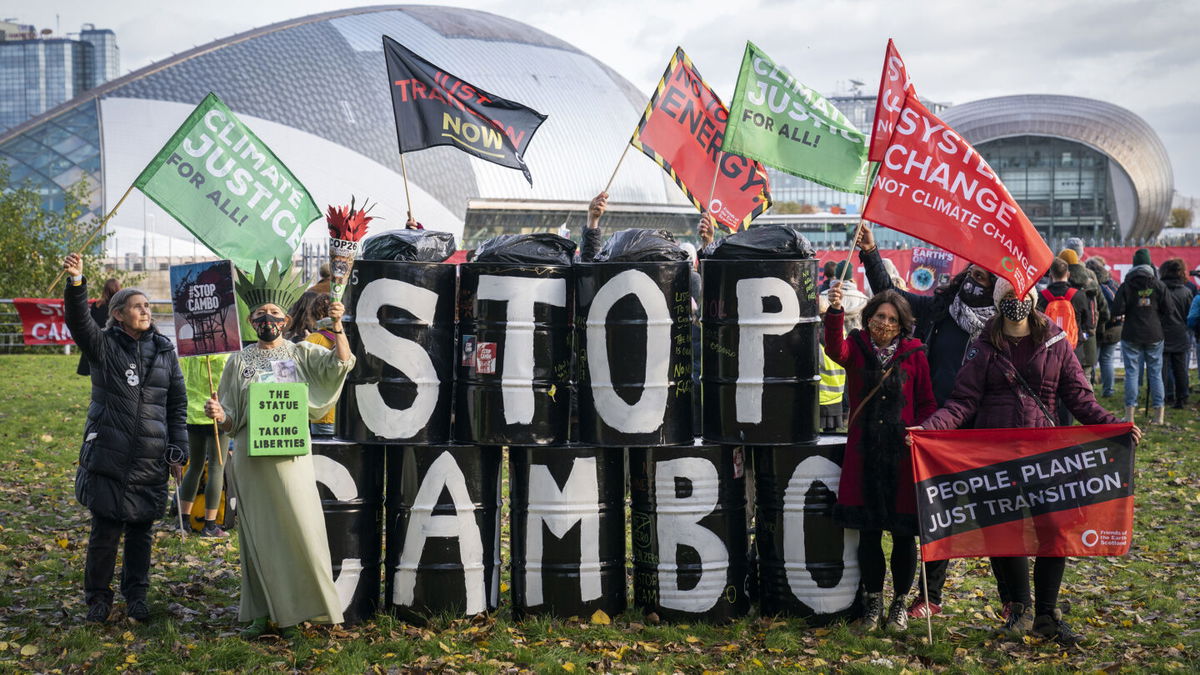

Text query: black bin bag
(708, 224), (815, 260)
(473, 233), (577, 265)
(594, 228), (688, 262)
(359, 229), (457, 262)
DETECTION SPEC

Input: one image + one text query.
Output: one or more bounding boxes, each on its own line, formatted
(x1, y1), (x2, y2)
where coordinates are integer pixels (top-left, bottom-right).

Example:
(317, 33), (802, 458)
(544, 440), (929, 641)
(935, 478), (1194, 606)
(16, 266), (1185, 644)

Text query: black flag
(382, 36), (546, 185)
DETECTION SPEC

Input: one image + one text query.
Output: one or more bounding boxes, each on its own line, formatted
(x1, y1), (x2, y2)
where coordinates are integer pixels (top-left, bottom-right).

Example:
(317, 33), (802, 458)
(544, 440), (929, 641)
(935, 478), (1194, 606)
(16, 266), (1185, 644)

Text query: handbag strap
(845, 342), (926, 431)
(996, 350), (1056, 426)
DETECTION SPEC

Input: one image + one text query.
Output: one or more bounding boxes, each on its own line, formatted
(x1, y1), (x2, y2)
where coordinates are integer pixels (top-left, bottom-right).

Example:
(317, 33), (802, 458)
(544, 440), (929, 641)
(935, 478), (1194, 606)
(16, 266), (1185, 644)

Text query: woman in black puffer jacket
(62, 253), (187, 625)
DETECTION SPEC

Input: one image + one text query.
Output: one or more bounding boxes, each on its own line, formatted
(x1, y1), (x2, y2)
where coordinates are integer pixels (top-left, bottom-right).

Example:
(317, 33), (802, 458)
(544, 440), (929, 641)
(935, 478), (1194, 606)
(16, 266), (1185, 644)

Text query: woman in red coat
(825, 286), (937, 631)
(914, 277), (1142, 646)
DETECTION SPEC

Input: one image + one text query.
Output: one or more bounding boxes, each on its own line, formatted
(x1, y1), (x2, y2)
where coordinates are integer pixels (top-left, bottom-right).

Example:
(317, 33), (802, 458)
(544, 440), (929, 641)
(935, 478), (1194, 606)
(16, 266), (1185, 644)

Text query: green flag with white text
(723, 42), (870, 194)
(133, 93), (320, 271)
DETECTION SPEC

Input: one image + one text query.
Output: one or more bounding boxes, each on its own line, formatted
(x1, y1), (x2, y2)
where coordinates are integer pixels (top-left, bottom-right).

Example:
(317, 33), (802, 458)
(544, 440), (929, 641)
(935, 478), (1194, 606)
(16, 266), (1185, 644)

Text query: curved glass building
(941, 94), (1174, 241)
(0, 6), (686, 252)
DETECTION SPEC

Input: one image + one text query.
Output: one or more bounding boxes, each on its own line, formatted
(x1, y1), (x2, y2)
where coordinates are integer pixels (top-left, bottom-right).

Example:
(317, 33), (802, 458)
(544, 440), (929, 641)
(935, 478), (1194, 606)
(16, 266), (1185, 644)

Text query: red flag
(910, 424), (1135, 561)
(630, 47), (771, 233)
(13, 298), (74, 345)
(862, 95), (1053, 297)
(868, 39), (916, 163)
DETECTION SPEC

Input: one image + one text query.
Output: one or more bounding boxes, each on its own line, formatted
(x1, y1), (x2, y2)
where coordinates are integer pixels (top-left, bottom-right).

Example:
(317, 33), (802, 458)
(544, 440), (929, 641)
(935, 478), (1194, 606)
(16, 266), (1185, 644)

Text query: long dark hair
(862, 289), (915, 338)
(1161, 258), (1186, 282)
(98, 278), (121, 307)
(285, 292), (331, 341)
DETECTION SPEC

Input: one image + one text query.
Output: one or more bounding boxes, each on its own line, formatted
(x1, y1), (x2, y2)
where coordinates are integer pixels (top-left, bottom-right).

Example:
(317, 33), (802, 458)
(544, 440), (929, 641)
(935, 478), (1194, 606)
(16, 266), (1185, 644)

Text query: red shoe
(907, 598), (942, 618)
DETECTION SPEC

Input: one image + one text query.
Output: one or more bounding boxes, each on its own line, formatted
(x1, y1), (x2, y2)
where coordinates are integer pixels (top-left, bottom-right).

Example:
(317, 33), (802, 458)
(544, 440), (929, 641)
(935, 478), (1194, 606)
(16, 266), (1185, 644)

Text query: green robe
(217, 341), (355, 626)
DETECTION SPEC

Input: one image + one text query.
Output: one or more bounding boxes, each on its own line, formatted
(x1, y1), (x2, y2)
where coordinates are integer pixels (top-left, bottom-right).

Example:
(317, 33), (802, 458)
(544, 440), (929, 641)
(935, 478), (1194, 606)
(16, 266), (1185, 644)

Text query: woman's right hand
(904, 425), (924, 446)
(62, 252), (83, 278)
(827, 282), (843, 310)
(204, 394), (225, 424)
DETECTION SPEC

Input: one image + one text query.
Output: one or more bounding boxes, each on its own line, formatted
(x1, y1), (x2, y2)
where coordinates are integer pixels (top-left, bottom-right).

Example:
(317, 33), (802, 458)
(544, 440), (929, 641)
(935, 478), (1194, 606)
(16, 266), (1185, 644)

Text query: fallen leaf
(40, 434), (53, 443)
(590, 609), (610, 625)
(561, 662), (575, 672)
(20, 644), (38, 656)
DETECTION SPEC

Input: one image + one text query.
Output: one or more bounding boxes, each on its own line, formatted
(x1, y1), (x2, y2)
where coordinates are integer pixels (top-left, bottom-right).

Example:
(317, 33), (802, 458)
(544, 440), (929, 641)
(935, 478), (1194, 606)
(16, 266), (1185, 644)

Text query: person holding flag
(824, 285), (937, 631)
(910, 278), (1142, 646)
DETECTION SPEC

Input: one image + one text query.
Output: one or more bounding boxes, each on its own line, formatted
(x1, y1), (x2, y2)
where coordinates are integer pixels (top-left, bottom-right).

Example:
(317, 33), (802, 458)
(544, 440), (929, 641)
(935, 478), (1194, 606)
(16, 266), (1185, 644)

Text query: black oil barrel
(456, 263), (574, 446)
(629, 443), (749, 622)
(752, 434), (859, 623)
(510, 446), (625, 619)
(311, 440), (385, 624)
(338, 260), (457, 445)
(576, 262), (694, 447)
(701, 258), (821, 445)
(384, 445), (502, 621)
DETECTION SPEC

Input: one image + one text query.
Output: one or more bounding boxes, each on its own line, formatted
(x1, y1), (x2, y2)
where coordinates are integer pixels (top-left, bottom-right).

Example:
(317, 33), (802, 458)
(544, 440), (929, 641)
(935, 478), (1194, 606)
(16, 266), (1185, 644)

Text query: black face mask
(958, 276), (994, 308)
(998, 298), (1033, 322)
(252, 315), (286, 342)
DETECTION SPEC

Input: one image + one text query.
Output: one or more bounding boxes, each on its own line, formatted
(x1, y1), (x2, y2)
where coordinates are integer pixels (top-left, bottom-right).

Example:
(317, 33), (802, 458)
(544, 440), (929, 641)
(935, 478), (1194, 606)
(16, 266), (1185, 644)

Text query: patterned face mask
(998, 297), (1033, 322)
(251, 315), (286, 342)
(958, 276), (994, 308)
(868, 317), (900, 345)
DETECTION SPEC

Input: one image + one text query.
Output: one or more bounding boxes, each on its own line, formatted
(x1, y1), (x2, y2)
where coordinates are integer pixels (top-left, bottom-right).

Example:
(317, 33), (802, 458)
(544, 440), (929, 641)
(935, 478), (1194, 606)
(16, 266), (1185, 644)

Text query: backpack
(1041, 287), (1080, 348)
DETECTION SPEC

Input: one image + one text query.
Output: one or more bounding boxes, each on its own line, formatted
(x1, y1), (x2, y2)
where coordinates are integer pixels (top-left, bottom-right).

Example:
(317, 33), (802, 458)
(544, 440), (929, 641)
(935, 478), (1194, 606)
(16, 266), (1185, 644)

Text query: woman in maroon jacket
(914, 278), (1142, 647)
(825, 286), (937, 631)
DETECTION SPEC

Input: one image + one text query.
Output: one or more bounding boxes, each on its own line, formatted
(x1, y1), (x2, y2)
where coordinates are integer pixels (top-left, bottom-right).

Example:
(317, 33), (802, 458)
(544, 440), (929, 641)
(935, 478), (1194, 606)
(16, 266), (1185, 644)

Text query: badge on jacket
(125, 363), (139, 387)
(966, 346), (978, 361)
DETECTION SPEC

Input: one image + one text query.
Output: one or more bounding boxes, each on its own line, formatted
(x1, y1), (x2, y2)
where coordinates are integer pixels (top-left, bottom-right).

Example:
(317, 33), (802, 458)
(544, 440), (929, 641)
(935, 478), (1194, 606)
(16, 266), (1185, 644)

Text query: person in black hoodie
(1159, 258), (1193, 408)
(1111, 248), (1170, 424)
(855, 224), (996, 619)
(61, 253), (188, 624)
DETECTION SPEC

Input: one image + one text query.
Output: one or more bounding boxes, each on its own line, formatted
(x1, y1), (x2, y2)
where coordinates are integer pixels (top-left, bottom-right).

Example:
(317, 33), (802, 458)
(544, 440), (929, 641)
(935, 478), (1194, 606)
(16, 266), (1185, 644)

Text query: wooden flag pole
(603, 143), (631, 195)
(706, 153), (723, 209)
(205, 355), (224, 467)
(919, 549), (935, 644)
(47, 184), (136, 292)
(839, 162), (881, 283)
(399, 152), (414, 221)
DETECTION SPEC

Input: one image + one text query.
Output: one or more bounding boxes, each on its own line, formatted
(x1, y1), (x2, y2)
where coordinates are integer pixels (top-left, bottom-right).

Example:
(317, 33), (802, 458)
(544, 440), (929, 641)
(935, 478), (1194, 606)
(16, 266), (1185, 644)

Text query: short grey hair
(106, 288), (151, 329)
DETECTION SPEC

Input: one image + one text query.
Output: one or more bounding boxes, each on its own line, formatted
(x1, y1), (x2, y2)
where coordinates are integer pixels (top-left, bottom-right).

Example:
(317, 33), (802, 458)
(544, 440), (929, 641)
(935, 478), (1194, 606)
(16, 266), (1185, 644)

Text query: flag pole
(399, 152), (414, 221)
(839, 162), (880, 284)
(919, 547), (934, 644)
(47, 184), (136, 292)
(706, 153), (723, 209)
(603, 143), (631, 195)
(205, 355), (224, 467)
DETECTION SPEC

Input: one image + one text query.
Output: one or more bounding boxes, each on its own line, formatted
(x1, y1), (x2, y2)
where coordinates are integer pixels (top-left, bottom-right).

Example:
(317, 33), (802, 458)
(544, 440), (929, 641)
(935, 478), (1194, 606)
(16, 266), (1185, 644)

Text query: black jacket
(75, 301), (108, 376)
(861, 247), (967, 405)
(1161, 277), (1193, 353)
(1112, 265), (1169, 346)
(65, 279), (187, 523)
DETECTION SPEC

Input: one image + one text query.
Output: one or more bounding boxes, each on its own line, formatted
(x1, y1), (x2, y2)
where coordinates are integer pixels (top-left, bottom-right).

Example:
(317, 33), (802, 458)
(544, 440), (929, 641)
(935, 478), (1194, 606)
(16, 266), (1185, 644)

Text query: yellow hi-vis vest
(819, 351), (845, 406)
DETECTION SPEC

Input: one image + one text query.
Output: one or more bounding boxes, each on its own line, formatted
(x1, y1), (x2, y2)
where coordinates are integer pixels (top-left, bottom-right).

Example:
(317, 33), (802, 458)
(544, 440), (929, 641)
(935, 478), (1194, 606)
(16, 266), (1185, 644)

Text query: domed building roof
(0, 5), (686, 248)
(940, 94), (1173, 239)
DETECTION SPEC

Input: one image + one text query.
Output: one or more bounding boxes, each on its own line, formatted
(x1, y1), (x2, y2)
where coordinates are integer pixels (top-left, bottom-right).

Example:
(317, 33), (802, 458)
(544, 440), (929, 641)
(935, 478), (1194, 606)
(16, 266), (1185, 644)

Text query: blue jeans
(310, 423), (335, 437)
(1122, 340), (1164, 409)
(1098, 342), (1118, 397)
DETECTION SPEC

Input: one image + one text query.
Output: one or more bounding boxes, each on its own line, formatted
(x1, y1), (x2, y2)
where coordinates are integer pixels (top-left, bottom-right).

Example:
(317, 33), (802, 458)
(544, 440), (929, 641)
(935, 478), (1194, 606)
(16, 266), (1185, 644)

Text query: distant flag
(868, 39), (917, 164)
(629, 47), (770, 233)
(723, 41), (870, 194)
(382, 36), (546, 185)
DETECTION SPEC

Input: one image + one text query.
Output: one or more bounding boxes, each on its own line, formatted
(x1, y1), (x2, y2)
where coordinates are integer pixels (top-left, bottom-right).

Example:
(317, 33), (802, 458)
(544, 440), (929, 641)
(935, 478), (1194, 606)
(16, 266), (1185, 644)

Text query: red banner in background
(910, 424), (1135, 561)
(863, 96), (1054, 298)
(631, 47), (771, 233)
(814, 249), (968, 296)
(13, 298), (73, 345)
(868, 39), (916, 164)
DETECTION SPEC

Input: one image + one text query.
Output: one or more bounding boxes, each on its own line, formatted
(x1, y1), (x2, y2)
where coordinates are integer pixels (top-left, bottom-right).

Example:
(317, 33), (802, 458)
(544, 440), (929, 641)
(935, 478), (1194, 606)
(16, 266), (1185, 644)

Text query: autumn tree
(1168, 207), (1194, 229)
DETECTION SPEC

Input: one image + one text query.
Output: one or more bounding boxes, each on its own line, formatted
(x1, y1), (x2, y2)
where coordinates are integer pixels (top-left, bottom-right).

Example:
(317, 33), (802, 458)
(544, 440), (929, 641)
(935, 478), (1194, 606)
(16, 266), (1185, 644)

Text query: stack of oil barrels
(322, 231), (859, 626)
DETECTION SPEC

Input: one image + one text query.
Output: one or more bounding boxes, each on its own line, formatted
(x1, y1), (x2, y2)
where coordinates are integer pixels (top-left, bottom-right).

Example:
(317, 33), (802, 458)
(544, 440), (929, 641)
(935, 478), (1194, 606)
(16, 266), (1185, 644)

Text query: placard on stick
(248, 382), (310, 457)
(169, 260), (241, 357)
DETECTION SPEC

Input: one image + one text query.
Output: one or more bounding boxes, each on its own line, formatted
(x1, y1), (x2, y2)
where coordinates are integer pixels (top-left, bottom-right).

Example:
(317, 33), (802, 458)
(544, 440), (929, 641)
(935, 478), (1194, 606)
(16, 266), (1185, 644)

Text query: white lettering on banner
(476, 276), (567, 425)
(32, 322), (71, 341)
(394, 452), (487, 613)
(783, 456), (858, 614)
(735, 277), (801, 424)
(312, 454), (362, 612)
(524, 458), (601, 607)
(355, 279), (440, 439)
(655, 458), (728, 612)
(586, 270), (672, 433)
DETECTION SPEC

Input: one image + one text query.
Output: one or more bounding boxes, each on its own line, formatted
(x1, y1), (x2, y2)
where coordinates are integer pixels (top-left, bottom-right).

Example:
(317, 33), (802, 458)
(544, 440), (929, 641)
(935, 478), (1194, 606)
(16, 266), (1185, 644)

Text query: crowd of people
(60, 201), (1191, 646)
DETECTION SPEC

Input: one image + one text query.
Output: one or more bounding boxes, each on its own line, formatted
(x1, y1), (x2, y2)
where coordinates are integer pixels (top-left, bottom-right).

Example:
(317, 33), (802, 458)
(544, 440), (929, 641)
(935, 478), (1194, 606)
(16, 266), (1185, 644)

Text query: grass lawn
(0, 354), (1198, 673)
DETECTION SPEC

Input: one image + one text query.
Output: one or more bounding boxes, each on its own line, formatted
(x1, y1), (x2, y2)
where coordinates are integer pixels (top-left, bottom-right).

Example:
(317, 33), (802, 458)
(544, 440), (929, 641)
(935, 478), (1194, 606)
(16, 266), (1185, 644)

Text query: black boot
(856, 592), (884, 631)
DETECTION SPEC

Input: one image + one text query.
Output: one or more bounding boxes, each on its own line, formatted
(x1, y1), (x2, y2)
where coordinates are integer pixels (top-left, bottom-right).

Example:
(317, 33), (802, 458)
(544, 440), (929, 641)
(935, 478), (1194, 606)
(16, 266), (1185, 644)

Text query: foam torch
(320, 197), (374, 327)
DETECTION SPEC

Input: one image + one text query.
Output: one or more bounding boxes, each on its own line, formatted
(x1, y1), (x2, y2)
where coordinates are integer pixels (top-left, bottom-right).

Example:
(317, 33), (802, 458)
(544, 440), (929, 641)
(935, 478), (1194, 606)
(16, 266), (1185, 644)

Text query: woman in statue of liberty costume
(204, 261), (355, 639)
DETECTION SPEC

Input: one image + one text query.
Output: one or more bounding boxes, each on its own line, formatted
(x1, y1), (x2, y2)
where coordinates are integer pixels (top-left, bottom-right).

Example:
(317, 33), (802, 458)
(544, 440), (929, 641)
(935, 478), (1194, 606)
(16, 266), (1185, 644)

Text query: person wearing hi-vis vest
(203, 261), (355, 639)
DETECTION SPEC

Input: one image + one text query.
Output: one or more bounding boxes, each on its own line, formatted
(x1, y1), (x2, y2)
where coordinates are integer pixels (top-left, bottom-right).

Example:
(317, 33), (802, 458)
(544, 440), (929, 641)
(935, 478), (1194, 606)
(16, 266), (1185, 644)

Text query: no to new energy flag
(862, 95), (1054, 297)
(910, 424), (1135, 561)
(724, 42), (870, 194)
(631, 47), (771, 233)
(868, 39), (916, 164)
(383, 36), (546, 185)
(133, 93), (321, 273)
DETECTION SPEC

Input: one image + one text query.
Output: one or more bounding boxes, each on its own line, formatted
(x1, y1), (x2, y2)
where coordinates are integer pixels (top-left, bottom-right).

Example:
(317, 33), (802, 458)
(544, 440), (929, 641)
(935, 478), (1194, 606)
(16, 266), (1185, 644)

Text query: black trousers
(1163, 351), (1189, 404)
(915, 558), (950, 604)
(989, 555), (1066, 615)
(84, 513), (153, 605)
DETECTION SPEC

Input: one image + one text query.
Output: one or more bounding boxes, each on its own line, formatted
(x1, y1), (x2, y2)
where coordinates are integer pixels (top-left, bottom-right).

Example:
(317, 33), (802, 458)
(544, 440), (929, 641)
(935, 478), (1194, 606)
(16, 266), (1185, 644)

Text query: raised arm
(580, 192), (607, 262)
(61, 253), (105, 363)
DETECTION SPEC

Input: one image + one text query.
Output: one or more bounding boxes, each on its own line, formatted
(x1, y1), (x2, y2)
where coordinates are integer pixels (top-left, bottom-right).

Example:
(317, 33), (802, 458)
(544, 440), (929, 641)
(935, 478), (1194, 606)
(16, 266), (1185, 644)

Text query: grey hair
(106, 288), (151, 329)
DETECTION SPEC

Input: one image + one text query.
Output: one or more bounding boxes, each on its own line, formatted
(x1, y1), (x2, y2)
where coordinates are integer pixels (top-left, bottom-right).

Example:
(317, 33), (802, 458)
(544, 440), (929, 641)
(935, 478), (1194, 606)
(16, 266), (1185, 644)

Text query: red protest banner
(910, 424), (1135, 561)
(868, 39), (915, 164)
(631, 47), (771, 233)
(13, 298), (74, 345)
(863, 95), (1054, 297)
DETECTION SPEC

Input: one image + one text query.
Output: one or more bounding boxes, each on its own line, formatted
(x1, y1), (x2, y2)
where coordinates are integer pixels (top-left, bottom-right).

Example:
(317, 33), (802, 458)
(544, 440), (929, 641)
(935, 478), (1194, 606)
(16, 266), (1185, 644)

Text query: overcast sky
(8, 0), (1199, 199)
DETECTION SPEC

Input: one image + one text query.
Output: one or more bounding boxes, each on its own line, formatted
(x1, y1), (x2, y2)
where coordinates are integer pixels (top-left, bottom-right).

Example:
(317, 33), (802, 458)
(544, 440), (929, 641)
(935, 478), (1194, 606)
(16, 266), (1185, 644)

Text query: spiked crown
(236, 260), (307, 314)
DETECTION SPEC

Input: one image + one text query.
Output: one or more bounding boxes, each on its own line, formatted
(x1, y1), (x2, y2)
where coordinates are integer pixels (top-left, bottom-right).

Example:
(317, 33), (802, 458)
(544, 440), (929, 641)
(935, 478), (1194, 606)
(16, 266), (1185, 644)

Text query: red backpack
(1040, 287), (1080, 348)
